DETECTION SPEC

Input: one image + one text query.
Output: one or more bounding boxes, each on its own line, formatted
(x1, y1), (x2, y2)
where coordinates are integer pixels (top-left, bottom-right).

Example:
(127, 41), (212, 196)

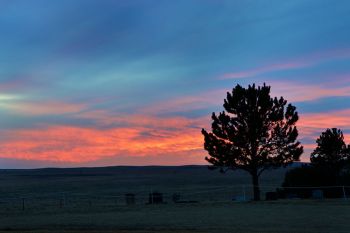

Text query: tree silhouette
(281, 128), (350, 198)
(202, 83), (303, 200)
(310, 128), (349, 173)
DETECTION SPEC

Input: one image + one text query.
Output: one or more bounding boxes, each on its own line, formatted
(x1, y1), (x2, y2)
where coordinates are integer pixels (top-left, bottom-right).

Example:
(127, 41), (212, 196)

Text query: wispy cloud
(141, 89), (226, 115)
(0, 100), (87, 116)
(221, 62), (307, 79)
(0, 105), (209, 164)
(142, 79), (350, 116)
(269, 81), (350, 103)
(0, 123), (205, 164)
(295, 109), (350, 156)
(220, 48), (350, 79)
(299, 109), (350, 133)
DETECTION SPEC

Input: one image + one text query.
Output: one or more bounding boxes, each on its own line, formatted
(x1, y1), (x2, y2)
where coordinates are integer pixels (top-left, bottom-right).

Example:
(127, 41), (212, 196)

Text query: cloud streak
(0, 100), (87, 116)
(295, 109), (350, 160)
(220, 48), (350, 79)
(269, 81), (350, 103)
(0, 113), (207, 164)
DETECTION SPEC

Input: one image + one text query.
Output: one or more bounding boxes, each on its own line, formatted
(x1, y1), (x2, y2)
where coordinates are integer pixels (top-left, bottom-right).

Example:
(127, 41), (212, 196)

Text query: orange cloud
(3, 107), (350, 165)
(0, 114), (207, 164)
(3, 83), (350, 165)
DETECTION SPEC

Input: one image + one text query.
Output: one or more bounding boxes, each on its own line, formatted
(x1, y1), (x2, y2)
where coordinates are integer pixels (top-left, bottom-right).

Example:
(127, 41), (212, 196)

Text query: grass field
(1, 200), (350, 233)
(1, 165), (349, 233)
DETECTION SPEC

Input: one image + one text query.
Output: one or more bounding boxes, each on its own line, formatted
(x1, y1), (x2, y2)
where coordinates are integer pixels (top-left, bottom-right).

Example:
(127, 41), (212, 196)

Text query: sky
(1, 0), (350, 168)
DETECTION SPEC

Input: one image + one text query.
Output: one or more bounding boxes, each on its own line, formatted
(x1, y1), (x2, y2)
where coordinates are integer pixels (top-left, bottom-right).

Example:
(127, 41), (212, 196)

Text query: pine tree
(311, 128), (349, 173)
(202, 83), (303, 200)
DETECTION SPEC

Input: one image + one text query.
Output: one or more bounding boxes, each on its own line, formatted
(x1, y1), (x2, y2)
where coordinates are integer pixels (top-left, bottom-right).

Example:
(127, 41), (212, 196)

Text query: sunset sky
(1, 0), (350, 168)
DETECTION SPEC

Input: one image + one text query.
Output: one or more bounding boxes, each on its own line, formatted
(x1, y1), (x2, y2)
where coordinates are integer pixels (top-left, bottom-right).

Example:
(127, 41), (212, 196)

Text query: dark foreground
(1, 200), (350, 233)
(2, 165), (348, 233)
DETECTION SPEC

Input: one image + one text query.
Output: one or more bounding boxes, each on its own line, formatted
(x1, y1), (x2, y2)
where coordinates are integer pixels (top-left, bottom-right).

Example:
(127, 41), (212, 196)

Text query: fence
(0, 185), (349, 212)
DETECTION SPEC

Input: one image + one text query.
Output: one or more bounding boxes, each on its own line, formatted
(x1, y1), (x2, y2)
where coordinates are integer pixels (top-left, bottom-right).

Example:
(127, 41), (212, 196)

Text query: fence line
(1, 184), (350, 199)
(0, 184), (349, 212)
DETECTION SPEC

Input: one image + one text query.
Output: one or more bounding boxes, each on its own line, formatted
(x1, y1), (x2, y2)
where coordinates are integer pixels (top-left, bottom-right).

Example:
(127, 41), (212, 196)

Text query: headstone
(312, 189), (324, 199)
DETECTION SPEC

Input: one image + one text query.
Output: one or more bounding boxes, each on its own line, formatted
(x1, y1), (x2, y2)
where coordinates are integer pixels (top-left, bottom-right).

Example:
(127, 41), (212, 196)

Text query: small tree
(202, 83), (303, 200)
(310, 128), (349, 174)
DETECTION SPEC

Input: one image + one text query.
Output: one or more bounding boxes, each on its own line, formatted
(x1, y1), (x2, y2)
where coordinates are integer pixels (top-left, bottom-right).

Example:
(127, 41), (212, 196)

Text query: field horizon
(0, 163), (349, 233)
(0, 161), (307, 171)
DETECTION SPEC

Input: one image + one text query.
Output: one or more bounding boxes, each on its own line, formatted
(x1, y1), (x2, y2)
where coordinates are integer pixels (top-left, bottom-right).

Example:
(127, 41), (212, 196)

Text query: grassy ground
(0, 166), (288, 210)
(2, 165), (348, 233)
(1, 200), (350, 233)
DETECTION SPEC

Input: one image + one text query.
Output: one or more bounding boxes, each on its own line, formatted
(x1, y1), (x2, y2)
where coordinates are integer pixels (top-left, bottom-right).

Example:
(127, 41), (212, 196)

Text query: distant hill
(0, 163), (306, 201)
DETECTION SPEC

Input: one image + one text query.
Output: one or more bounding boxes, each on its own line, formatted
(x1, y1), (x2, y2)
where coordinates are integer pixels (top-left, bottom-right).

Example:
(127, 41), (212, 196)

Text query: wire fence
(0, 184), (349, 212)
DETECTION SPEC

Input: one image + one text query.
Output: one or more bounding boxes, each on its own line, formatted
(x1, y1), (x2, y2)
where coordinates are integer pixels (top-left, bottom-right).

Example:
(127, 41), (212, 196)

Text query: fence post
(150, 189), (154, 204)
(242, 185), (246, 201)
(342, 186), (347, 200)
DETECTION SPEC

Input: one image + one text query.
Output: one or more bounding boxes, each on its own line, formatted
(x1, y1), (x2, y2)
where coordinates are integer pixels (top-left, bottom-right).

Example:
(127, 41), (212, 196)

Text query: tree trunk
(252, 171), (261, 201)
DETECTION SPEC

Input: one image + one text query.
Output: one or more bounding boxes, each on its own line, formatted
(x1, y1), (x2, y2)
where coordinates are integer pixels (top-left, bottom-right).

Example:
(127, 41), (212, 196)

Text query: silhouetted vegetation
(202, 83), (303, 200)
(282, 128), (350, 198)
(311, 128), (350, 173)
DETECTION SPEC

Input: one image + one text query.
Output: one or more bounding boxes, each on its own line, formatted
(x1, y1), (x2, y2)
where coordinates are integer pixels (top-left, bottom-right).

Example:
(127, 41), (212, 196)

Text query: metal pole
(343, 186), (347, 200)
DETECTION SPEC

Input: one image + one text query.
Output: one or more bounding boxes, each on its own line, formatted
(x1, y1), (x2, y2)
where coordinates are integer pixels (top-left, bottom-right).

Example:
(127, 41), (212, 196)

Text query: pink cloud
(220, 47), (350, 79)
(3, 102), (350, 165)
(0, 76), (35, 92)
(299, 109), (350, 131)
(140, 79), (350, 118)
(141, 89), (226, 114)
(221, 62), (308, 79)
(295, 109), (350, 161)
(75, 109), (209, 129)
(3, 81), (350, 165)
(269, 81), (350, 102)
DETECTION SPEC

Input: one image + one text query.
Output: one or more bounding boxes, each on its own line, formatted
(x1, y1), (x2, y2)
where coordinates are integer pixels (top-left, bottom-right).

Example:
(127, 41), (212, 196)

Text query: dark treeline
(281, 128), (350, 198)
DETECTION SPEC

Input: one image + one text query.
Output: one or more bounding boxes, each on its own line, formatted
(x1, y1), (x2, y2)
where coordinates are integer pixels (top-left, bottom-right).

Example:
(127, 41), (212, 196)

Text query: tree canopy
(311, 128), (350, 171)
(202, 83), (303, 200)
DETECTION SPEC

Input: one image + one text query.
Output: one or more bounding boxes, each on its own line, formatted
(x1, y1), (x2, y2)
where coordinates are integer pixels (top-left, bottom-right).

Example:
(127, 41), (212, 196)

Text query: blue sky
(0, 0), (350, 168)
